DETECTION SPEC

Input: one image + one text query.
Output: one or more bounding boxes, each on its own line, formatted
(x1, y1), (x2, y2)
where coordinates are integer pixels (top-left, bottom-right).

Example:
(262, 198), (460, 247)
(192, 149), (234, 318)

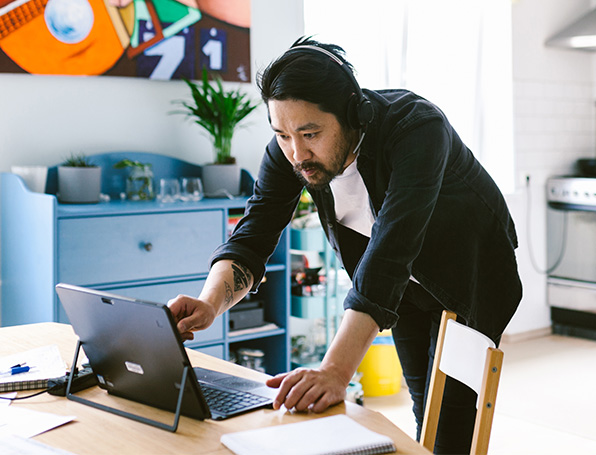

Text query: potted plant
(113, 159), (155, 201)
(174, 68), (260, 197)
(58, 153), (101, 203)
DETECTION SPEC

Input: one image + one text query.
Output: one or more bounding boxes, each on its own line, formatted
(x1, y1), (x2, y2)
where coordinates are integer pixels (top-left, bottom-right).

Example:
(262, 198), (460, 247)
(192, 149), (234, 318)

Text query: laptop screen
(55, 283), (211, 421)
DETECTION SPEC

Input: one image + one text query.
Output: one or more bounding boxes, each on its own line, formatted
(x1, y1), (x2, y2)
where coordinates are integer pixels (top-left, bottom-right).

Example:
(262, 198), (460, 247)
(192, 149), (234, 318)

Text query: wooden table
(0, 323), (429, 454)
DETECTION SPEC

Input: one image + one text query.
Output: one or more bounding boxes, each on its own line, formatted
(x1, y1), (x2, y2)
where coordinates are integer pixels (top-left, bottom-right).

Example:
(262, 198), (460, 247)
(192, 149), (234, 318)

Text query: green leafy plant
(114, 159), (154, 201)
(113, 159), (149, 171)
(62, 153), (96, 167)
(173, 69), (260, 165)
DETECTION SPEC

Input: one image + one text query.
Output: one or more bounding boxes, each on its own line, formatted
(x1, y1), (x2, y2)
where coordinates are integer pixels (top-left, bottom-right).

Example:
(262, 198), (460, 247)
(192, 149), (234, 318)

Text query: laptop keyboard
(199, 382), (270, 415)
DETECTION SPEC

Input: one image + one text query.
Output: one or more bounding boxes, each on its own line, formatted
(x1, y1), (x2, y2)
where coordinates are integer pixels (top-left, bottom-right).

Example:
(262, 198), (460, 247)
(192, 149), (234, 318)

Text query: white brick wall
(514, 79), (595, 180)
(507, 0), (596, 335)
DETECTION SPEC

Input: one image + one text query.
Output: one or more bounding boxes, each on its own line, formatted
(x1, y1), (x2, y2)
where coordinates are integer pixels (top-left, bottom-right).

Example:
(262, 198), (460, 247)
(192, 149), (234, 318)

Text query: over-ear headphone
(284, 44), (374, 130)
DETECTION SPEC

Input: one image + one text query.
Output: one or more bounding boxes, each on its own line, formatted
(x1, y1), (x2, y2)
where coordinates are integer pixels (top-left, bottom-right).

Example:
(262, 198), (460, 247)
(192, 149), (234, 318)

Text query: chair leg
(420, 368), (446, 452)
(470, 347), (504, 455)
(420, 310), (457, 452)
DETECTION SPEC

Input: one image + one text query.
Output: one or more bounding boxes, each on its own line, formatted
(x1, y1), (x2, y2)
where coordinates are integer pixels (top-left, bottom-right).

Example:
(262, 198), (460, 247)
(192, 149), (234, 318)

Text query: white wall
(0, 0), (304, 320)
(0, 0), (304, 178)
(505, 0), (596, 335)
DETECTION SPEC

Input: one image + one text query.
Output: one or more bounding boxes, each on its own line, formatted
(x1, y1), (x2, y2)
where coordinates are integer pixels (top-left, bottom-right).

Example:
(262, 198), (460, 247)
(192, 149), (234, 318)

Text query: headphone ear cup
(346, 94), (374, 129)
(357, 98), (374, 126)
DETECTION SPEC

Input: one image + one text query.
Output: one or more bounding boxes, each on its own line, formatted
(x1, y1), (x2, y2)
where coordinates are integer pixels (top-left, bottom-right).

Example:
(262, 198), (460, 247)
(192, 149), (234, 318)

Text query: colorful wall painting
(0, 0), (251, 81)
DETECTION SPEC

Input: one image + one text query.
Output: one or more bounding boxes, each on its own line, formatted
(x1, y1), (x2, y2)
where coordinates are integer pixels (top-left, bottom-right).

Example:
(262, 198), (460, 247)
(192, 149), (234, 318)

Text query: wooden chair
(420, 311), (503, 455)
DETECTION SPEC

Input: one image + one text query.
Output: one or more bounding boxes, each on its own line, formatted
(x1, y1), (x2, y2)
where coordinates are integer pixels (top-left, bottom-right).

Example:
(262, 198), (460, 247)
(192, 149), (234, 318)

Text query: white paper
(0, 435), (77, 455)
(0, 392), (16, 406)
(0, 407), (75, 439)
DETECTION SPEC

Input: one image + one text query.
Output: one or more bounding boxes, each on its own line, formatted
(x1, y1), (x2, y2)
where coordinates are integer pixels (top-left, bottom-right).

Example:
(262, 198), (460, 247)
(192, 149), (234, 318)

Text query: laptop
(55, 283), (277, 425)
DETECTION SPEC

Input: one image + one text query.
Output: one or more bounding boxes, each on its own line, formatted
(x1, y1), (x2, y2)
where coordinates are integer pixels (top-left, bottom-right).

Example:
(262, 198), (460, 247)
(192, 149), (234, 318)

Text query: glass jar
(126, 165), (155, 201)
(236, 348), (266, 373)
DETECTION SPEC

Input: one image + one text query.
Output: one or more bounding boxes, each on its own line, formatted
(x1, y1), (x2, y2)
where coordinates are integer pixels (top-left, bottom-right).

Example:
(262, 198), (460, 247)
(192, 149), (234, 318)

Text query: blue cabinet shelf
(290, 227), (347, 368)
(0, 152), (291, 375)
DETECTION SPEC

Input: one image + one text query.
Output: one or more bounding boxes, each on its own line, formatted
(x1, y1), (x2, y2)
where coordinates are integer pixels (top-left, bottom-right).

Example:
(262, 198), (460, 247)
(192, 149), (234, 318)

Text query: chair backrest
(440, 317), (495, 396)
(420, 311), (504, 455)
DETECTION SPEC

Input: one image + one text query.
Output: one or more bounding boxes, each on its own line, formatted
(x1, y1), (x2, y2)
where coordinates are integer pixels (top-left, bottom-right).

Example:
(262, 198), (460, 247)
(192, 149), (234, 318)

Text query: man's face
(269, 99), (357, 190)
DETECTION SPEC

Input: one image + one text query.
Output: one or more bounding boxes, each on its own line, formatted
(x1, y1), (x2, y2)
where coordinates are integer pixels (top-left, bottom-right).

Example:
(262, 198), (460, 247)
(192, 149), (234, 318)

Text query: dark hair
(256, 36), (358, 130)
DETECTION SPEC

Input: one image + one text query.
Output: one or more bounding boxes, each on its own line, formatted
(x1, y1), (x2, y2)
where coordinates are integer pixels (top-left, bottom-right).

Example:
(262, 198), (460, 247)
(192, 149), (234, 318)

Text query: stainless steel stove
(547, 176), (596, 340)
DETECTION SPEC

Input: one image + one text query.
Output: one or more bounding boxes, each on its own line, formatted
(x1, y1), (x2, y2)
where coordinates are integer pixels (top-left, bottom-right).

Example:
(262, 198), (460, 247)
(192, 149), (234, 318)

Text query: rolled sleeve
(343, 287), (400, 330)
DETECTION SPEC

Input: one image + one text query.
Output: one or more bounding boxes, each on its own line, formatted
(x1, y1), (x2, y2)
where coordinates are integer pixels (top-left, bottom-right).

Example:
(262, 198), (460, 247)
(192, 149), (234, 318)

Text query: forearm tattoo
(231, 261), (252, 292)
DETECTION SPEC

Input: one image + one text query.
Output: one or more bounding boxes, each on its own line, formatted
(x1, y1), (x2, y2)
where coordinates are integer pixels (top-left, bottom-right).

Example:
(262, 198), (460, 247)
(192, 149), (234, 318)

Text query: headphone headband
(284, 44), (374, 129)
(290, 45), (345, 67)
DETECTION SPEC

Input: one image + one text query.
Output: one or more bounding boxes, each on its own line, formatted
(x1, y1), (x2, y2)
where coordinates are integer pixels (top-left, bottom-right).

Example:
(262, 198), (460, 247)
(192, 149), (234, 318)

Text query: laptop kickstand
(66, 339), (189, 432)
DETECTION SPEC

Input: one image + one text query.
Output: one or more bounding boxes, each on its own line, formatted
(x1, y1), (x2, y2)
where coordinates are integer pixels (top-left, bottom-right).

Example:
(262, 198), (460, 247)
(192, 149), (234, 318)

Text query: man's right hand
(167, 259), (253, 340)
(167, 295), (217, 341)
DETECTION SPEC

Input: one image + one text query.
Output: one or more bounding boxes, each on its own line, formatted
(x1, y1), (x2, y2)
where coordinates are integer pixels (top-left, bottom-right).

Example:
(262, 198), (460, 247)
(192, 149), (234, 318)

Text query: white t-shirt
(329, 155), (420, 284)
(329, 156), (374, 238)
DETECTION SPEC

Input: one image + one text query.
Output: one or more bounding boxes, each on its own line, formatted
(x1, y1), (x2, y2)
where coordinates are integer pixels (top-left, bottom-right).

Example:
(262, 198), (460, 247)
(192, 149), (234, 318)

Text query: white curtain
(304, 0), (515, 193)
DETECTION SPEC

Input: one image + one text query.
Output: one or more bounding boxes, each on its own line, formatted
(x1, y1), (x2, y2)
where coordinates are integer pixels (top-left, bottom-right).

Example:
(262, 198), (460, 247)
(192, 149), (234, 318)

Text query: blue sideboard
(0, 152), (290, 375)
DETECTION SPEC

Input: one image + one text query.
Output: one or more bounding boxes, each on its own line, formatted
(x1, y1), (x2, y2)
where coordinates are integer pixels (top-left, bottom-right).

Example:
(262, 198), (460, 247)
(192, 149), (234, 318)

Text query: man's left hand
(265, 367), (347, 413)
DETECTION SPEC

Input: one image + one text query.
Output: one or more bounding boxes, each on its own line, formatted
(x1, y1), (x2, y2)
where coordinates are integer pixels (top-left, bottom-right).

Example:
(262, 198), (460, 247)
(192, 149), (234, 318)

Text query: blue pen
(0, 365), (31, 376)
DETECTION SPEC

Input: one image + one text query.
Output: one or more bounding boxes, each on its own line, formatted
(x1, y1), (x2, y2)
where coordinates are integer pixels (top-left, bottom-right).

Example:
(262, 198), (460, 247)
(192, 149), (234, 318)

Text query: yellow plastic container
(357, 330), (402, 397)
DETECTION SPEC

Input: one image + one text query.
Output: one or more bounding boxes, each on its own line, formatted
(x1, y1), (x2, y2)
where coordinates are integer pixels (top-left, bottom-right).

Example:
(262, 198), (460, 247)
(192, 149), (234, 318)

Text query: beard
(292, 133), (354, 191)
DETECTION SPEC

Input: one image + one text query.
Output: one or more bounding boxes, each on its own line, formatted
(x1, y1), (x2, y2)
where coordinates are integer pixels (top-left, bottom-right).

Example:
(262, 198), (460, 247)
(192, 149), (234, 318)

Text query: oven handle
(548, 277), (596, 291)
(548, 201), (596, 212)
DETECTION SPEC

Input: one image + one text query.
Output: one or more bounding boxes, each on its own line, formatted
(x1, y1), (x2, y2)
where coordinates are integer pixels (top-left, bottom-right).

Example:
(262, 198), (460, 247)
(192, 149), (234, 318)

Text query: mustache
(294, 161), (324, 173)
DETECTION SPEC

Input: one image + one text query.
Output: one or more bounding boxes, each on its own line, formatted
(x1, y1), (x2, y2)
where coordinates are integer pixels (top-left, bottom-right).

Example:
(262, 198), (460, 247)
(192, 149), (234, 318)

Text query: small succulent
(62, 153), (96, 167)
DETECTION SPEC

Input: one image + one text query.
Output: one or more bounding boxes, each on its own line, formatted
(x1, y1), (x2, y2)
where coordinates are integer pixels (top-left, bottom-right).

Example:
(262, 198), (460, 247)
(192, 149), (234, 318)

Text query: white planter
(201, 163), (241, 198)
(58, 166), (102, 203)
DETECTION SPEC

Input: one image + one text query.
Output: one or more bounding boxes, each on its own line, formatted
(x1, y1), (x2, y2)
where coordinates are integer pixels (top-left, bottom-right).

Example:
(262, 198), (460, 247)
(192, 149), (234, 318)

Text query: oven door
(547, 204), (596, 339)
(547, 206), (596, 283)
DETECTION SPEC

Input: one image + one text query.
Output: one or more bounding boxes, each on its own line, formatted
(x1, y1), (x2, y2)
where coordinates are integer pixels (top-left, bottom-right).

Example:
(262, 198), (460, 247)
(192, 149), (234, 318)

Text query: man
(169, 37), (522, 454)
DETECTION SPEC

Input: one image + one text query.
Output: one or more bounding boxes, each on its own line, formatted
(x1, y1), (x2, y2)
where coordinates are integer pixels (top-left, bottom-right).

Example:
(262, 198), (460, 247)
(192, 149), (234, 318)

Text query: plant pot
(201, 163), (241, 198)
(58, 166), (102, 203)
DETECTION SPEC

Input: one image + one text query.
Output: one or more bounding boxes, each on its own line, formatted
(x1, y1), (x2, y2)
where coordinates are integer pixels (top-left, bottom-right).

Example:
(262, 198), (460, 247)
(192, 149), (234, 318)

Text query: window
(304, 0), (514, 192)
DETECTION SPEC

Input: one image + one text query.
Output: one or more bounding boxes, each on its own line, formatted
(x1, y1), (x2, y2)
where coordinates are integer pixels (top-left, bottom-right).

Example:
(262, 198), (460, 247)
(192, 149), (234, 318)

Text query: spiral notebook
(220, 414), (396, 455)
(0, 345), (66, 393)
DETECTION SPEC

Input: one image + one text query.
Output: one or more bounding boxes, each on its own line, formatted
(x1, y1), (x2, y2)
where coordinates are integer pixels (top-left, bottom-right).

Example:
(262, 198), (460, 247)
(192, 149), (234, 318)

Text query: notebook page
(220, 414), (396, 455)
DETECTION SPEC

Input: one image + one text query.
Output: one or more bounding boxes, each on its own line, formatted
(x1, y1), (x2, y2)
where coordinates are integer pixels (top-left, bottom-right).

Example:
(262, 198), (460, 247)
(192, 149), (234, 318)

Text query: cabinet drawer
(58, 210), (223, 285)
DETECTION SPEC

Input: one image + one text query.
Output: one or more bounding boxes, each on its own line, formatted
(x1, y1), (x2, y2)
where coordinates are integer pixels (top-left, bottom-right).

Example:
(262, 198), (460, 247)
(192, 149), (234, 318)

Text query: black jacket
(212, 89), (522, 340)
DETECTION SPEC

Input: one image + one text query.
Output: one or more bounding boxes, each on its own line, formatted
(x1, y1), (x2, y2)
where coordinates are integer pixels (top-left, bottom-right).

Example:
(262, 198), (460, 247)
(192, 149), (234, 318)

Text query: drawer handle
(142, 242), (153, 252)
